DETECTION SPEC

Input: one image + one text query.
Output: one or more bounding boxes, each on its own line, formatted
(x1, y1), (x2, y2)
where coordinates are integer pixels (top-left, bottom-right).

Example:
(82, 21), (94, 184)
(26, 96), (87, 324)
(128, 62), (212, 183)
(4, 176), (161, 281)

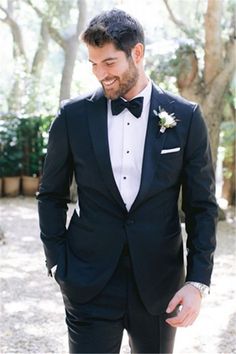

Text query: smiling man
(89, 42), (143, 100)
(37, 9), (217, 354)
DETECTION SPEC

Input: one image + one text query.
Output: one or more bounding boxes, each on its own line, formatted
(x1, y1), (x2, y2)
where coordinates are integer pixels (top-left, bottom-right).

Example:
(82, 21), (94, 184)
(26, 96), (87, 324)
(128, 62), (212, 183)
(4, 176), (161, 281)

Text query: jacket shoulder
(161, 89), (197, 110)
(60, 91), (95, 111)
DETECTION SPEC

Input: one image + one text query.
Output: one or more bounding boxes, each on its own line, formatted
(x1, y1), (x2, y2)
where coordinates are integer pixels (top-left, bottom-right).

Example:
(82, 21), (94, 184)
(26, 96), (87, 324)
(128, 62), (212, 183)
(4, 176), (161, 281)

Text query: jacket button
(126, 219), (134, 225)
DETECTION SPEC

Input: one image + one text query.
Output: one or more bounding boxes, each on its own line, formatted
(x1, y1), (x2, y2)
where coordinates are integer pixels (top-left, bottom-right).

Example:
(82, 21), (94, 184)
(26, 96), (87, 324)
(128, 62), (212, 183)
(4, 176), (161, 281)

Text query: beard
(101, 58), (139, 100)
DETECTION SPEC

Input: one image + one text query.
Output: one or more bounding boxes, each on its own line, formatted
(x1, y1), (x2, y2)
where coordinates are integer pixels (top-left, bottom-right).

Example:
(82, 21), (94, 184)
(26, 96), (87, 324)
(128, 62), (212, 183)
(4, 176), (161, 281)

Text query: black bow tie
(111, 96), (144, 118)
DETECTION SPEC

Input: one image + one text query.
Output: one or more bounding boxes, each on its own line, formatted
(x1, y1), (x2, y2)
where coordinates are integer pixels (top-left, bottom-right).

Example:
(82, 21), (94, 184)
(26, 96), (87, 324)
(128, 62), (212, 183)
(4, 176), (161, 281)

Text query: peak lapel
(130, 84), (175, 213)
(86, 89), (126, 211)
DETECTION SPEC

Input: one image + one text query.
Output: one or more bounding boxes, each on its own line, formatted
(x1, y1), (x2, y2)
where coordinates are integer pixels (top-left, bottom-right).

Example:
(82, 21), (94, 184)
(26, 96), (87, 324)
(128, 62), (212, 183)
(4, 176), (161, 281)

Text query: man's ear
(131, 43), (144, 64)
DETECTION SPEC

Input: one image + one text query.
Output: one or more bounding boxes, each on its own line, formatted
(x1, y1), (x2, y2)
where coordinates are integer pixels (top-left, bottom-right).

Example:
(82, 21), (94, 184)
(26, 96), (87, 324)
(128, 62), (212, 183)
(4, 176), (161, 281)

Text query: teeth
(103, 79), (116, 86)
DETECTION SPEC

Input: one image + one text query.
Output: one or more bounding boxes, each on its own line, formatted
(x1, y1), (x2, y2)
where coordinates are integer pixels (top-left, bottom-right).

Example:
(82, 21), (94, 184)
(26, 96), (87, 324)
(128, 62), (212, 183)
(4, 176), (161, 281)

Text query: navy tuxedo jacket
(37, 84), (217, 314)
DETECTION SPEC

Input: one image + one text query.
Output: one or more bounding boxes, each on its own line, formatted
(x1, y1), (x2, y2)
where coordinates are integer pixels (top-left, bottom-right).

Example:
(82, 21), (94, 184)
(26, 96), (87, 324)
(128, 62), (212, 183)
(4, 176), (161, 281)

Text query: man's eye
(106, 62), (114, 66)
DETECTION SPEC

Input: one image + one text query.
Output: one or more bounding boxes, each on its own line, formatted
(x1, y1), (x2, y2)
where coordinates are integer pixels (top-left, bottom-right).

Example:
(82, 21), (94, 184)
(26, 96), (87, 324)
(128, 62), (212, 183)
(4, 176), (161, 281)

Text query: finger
(184, 312), (199, 327)
(166, 313), (192, 327)
(166, 302), (198, 327)
(165, 308), (189, 326)
(167, 307), (199, 327)
(166, 315), (188, 327)
(166, 293), (182, 313)
(179, 313), (196, 327)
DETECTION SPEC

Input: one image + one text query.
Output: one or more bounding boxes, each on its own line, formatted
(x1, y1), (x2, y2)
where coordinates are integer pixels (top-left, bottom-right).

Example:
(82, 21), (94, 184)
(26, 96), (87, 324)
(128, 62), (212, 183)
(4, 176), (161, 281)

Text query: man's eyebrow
(89, 57), (118, 64)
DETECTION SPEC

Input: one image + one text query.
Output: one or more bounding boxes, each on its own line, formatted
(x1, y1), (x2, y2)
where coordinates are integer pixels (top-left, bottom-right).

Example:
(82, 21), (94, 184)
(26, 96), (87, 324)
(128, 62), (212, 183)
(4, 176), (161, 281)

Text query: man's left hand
(165, 284), (202, 327)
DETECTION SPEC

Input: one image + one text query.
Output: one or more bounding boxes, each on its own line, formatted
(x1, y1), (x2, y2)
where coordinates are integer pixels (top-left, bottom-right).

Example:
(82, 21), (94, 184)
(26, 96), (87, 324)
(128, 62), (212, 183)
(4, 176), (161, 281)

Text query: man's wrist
(185, 281), (210, 298)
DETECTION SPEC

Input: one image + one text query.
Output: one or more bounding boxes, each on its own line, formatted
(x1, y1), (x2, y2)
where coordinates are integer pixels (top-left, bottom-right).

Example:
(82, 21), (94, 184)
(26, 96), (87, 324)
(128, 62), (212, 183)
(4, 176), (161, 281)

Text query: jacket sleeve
(37, 104), (74, 271)
(182, 104), (218, 286)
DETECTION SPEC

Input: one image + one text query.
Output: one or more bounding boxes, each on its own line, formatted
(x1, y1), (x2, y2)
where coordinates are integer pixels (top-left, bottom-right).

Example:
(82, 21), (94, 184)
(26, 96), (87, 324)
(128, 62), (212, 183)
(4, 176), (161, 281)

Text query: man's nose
(93, 66), (108, 82)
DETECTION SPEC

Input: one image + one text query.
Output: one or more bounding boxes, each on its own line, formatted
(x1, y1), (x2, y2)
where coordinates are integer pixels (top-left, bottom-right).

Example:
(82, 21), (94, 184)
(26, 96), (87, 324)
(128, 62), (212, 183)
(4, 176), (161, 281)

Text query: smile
(102, 79), (117, 87)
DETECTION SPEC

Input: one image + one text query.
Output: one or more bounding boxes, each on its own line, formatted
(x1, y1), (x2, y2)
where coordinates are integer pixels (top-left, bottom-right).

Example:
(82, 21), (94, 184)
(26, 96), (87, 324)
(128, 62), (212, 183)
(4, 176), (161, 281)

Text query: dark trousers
(61, 248), (177, 353)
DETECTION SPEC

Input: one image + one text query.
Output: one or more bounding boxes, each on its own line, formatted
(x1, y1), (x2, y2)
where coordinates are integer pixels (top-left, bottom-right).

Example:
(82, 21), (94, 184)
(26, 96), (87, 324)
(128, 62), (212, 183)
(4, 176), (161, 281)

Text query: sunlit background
(0, 1), (235, 353)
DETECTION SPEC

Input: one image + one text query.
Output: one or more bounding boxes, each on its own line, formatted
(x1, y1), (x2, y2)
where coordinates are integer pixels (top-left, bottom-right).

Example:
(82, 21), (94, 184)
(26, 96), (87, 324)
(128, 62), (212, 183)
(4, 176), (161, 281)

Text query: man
(37, 9), (217, 354)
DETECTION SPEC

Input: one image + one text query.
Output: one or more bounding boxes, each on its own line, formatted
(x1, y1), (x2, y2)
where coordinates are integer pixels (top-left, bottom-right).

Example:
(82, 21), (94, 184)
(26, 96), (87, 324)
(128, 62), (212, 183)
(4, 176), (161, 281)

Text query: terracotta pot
(3, 176), (21, 197)
(0, 178), (2, 197)
(22, 175), (39, 196)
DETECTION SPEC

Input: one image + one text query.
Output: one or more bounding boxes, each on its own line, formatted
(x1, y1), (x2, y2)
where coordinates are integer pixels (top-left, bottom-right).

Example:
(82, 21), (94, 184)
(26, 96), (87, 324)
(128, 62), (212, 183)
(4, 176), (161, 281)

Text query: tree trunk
(179, 82), (230, 169)
(201, 107), (221, 167)
(204, 0), (223, 86)
(59, 36), (79, 101)
(7, 76), (22, 113)
(163, 0), (235, 169)
(31, 20), (49, 77)
(59, 0), (87, 101)
(1, 1), (50, 114)
(1, 0), (28, 113)
(222, 164), (236, 206)
(26, 19), (49, 114)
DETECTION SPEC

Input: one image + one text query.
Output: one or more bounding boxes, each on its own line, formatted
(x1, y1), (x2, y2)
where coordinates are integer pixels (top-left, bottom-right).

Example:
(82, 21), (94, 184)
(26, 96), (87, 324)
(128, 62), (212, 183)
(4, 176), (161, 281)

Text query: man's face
(87, 42), (139, 100)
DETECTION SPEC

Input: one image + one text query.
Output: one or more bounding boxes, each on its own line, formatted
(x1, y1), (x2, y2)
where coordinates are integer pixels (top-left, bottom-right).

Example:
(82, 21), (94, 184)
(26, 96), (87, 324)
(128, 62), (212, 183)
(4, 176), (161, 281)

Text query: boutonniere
(153, 107), (178, 133)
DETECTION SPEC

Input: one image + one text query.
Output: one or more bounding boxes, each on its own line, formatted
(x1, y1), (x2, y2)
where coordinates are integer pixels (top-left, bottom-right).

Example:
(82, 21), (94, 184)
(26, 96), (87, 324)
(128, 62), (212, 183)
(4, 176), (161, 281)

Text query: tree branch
(0, 5), (8, 18)
(203, 38), (236, 111)
(76, 0), (87, 36)
(0, 4), (27, 62)
(23, 0), (66, 49)
(176, 50), (199, 89)
(162, 0), (193, 38)
(47, 24), (66, 49)
(31, 19), (49, 76)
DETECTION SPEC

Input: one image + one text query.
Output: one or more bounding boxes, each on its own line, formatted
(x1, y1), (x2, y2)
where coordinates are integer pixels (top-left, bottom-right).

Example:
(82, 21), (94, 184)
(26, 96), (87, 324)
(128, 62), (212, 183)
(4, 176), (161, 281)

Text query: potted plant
(0, 117), (22, 197)
(0, 148), (3, 197)
(20, 116), (51, 196)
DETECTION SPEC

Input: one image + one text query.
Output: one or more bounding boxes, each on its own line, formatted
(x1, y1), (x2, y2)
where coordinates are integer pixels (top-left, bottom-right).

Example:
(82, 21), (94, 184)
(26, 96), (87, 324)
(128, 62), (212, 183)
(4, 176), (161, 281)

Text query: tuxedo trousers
(61, 246), (177, 354)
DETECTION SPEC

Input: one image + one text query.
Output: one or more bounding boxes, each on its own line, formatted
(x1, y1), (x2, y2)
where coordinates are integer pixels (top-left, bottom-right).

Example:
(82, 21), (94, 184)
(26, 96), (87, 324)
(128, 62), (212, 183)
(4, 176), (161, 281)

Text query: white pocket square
(161, 147), (181, 154)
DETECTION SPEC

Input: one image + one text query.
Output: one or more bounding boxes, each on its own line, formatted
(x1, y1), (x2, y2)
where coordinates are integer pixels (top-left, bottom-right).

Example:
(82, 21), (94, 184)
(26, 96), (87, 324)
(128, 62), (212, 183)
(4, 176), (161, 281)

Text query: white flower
(153, 107), (178, 133)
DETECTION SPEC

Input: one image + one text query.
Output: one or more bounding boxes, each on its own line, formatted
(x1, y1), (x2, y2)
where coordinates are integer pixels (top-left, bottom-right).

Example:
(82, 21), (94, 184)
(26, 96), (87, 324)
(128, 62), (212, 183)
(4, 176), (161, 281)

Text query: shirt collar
(131, 79), (152, 111)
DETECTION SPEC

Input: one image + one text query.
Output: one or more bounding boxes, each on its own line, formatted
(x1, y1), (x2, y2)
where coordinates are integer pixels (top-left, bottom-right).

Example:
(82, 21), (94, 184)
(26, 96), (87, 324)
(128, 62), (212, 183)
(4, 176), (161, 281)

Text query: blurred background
(0, 0), (235, 208)
(0, 0), (235, 353)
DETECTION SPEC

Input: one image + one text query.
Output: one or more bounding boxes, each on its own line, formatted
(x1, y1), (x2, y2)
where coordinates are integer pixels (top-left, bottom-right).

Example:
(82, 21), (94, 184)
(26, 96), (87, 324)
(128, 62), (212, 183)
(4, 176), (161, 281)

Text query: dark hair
(81, 9), (145, 57)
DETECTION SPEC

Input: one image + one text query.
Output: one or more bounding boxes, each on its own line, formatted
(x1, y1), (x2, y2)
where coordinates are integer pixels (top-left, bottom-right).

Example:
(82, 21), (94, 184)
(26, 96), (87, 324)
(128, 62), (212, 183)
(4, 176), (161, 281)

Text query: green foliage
(18, 116), (52, 176)
(145, 41), (199, 92)
(220, 121), (236, 179)
(44, 0), (78, 30)
(0, 117), (23, 177)
(171, 44), (197, 75)
(0, 116), (52, 177)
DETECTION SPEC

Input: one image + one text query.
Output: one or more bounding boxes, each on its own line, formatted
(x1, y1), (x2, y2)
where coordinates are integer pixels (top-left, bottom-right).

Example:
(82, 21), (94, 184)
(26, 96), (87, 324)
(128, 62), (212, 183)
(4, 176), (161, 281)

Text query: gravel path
(0, 197), (235, 354)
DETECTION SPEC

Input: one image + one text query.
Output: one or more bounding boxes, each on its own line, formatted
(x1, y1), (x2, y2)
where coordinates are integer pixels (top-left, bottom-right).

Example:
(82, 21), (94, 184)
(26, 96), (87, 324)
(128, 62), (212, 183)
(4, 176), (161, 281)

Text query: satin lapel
(86, 89), (126, 210)
(130, 84), (175, 213)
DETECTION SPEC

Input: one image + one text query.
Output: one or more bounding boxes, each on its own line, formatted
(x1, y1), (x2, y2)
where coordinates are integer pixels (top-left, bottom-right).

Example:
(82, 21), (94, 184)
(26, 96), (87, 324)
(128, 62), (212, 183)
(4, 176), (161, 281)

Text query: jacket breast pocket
(160, 152), (182, 160)
(157, 150), (183, 182)
(160, 147), (182, 159)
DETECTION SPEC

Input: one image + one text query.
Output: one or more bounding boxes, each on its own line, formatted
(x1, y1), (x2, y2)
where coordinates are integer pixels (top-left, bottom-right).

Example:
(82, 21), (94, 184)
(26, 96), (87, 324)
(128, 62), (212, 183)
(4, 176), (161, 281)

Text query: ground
(0, 197), (235, 354)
